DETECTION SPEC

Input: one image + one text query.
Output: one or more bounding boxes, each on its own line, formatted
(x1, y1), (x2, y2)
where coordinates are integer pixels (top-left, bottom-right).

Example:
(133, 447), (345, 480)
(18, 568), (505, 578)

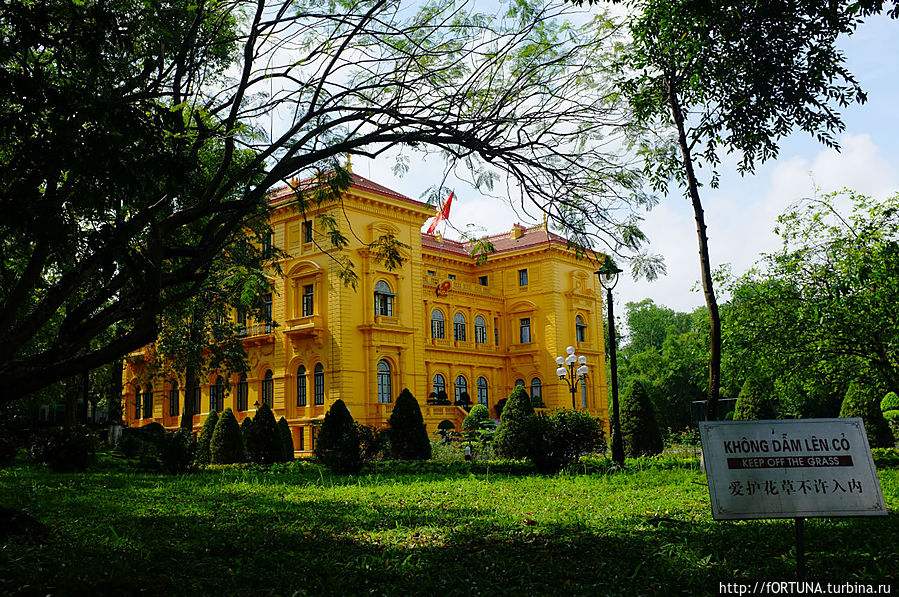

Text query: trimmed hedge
(494, 384), (534, 460)
(389, 389), (431, 460)
(277, 417), (295, 462)
(246, 403), (281, 464)
(620, 380), (663, 458)
(463, 404), (490, 431)
(195, 410), (219, 465)
(315, 399), (361, 474)
(211, 408), (245, 464)
(733, 378), (777, 420)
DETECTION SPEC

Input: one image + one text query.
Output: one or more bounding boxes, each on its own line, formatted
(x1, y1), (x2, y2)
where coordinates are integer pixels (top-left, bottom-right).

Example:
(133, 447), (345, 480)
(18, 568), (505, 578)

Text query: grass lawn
(1, 457), (896, 596)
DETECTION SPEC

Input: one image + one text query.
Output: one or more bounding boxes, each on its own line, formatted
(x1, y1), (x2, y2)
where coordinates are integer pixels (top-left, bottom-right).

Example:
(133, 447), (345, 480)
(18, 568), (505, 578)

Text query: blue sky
(352, 12), (899, 314)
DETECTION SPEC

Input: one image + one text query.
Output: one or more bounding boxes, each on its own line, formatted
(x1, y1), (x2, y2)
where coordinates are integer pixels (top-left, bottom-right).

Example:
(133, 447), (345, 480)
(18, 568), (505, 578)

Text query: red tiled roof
(422, 223), (574, 259)
(267, 172), (430, 211)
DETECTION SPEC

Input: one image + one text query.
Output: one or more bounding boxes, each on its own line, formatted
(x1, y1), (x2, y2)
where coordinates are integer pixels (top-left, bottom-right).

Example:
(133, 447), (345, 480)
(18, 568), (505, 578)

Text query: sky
(350, 12), (899, 314)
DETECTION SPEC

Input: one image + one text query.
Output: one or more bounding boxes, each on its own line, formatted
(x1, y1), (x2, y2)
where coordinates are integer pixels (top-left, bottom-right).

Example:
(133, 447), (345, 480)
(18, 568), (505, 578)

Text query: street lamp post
(596, 257), (625, 466)
(555, 346), (589, 410)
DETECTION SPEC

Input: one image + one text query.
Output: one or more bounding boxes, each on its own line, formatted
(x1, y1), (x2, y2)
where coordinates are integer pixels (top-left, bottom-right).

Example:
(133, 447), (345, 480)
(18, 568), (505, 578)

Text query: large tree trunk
(665, 75), (722, 421)
(180, 364), (196, 432)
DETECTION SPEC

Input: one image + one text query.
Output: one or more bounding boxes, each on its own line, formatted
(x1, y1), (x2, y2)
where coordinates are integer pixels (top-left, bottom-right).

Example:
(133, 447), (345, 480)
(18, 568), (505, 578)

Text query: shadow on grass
(0, 467), (895, 596)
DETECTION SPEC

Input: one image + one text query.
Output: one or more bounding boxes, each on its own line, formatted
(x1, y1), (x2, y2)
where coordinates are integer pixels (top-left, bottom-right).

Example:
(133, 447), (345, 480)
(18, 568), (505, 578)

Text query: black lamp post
(596, 257), (625, 466)
(555, 346), (589, 409)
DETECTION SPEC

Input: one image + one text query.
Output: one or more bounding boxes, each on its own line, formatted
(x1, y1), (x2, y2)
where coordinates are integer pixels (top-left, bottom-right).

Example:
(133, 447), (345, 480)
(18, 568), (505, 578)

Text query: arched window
(430, 309), (445, 339)
(237, 373), (248, 411)
(514, 378), (525, 387)
(454, 375), (468, 403)
(453, 313), (466, 342)
(531, 378), (542, 402)
(374, 280), (394, 316)
(169, 381), (179, 417)
(262, 370), (273, 407)
(433, 373), (446, 395)
(474, 316), (487, 344)
(296, 365), (307, 407)
(314, 363), (325, 405)
(134, 386), (142, 419)
(576, 315), (587, 343)
(143, 385), (153, 419)
(210, 376), (224, 412)
(477, 377), (488, 405)
(377, 360), (392, 403)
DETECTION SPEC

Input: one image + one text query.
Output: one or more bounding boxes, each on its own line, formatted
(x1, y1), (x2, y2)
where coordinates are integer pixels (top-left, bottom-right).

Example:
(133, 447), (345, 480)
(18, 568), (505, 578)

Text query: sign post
(700, 418), (887, 577)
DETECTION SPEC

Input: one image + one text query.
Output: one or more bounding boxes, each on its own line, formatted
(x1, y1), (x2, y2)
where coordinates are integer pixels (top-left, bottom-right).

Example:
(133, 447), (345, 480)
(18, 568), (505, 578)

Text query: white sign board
(699, 418), (887, 520)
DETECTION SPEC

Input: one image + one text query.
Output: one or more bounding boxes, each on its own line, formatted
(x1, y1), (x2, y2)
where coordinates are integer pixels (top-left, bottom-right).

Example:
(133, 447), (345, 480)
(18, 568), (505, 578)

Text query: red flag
(426, 191), (453, 234)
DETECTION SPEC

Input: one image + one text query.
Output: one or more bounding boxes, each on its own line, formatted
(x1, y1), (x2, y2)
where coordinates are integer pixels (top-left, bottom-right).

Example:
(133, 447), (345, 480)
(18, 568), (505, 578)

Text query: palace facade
(123, 173), (610, 454)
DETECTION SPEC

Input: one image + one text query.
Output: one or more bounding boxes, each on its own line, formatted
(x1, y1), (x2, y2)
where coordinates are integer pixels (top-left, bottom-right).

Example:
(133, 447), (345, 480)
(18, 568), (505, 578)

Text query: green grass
(1, 457), (896, 596)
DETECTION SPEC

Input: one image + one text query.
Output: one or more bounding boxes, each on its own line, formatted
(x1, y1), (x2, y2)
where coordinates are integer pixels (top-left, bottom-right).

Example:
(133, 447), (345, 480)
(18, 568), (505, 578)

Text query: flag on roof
(426, 191), (454, 234)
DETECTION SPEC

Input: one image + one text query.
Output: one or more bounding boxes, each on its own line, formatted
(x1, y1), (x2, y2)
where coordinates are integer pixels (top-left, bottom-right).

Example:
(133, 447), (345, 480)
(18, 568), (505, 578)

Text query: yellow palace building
(122, 173), (611, 453)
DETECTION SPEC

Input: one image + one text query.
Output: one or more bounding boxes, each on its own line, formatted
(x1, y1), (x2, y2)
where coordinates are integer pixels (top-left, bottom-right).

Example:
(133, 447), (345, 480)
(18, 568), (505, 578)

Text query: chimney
(510, 223), (525, 240)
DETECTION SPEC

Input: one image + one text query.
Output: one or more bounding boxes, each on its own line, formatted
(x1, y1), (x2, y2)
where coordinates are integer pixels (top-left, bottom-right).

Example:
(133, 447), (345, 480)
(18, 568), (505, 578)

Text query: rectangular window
(299, 427), (305, 451)
(303, 220), (313, 243)
(237, 309), (247, 336)
(494, 318), (499, 346)
(311, 427), (317, 451)
(448, 274), (456, 280)
(431, 318), (445, 339)
(478, 275), (488, 286)
(576, 322), (587, 343)
(169, 388), (179, 417)
(427, 270), (436, 276)
(314, 368), (325, 405)
(475, 323), (487, 344)
(135, 390), (141, 419)
(518, 269), (528, 286)
(262, 232), (273, 259)
(263, 293), (273, 332)
(193, 385), (201, 415)
(519, 317), (531, 344)
(302, 284), (314, 317)
(454, 321), (466, 342)
(237, 378), (248, 411)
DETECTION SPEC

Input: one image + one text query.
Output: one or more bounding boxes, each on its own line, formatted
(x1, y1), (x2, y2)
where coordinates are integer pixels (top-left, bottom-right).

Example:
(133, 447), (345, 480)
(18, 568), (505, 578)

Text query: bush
(733, 378), (777, 420)
(882, 391), (899, 414)
(435, 389), (451, 406)
(531, 393), (546, 409)
(840, 382), (894, 448)
(245, 403), (281, 464)
(357, 424), (390, 462)
(494, 398), (507, 420)
(315, 399), (362, 474)
(531, 409), (605, 474)
(463, 404), (490, 431)
(159, 429), (195, 473)
(195, 410), (219, 465)
(389, 389), (431, 460)
(211, 408), (245, 465)
(620, 381), (663, 458)
(29, 426), (96, 472)
(494, 384), (535, 460)
(240, 416), (253, 450)
(277, 417), (295, 462)
(456, 391), (472, 408)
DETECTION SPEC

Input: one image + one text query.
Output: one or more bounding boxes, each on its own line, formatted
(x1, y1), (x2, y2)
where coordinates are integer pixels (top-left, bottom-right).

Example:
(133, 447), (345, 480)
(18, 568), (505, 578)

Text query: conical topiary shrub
(494, 384), (535, 460)
(277, 417), (295, 462)
(195, 410), (219, 465)
(240, 416), (253, 452)
(733, 377), (777, 420)
(882, 391), (899, 445)
(840, 382), (894, 448)
(620, 380), (663, 458)
(211, 408), (245, 464)
(389, 389), (431, 460)
(315, 399), (362, 474)
(246, 403), (281, 464)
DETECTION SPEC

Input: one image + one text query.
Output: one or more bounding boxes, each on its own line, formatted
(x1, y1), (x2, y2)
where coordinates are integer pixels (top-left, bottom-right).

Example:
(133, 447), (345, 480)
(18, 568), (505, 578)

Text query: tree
(733, 378), (777, 421)
(620, 380), (662, 458)
(463, 404), (491, 432)
(277, 417), (295, 462)
(245, 403), (280, 464)
(195, 410), (219, 465)
(617, 0), (866, 419)
(388, 389), (431, 461)
(210, 408), (245, 464)
(840, 382), (894, 449)
(494, 384), (536, 460)
(724, 192), (899, 413)
(2, 0), (654, 403)
(315, 399), (361, 474)
(531, 409), (604, 474)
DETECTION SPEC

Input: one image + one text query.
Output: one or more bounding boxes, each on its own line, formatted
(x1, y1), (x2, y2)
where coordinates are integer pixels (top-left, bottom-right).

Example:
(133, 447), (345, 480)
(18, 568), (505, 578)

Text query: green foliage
(882, 392), (899, 414)
(240, 416), (253, 448)
(494, 384), (535, 460)
(462, 404), (490, 431)
(531, 410), (605, 474)
(357, 424), (390, 462)
(315, 400), (362, 474)
(28, 427), (96, 473)
(158, 429), (195, 474)
(245, 403), (281, 465)
(840, 383), (895, 449)
(733, 378), (777, 421)
(277, 417), (295, 462)
(389, 389), (431, 460)
(211, 409), (245, 465)
(195, 410), (219, 465)
(620, 381), (663, 458)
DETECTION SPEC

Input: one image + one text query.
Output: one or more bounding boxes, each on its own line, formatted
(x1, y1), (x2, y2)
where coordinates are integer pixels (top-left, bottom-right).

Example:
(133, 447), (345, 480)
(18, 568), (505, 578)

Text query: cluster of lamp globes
(556, 345), (589, 379)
